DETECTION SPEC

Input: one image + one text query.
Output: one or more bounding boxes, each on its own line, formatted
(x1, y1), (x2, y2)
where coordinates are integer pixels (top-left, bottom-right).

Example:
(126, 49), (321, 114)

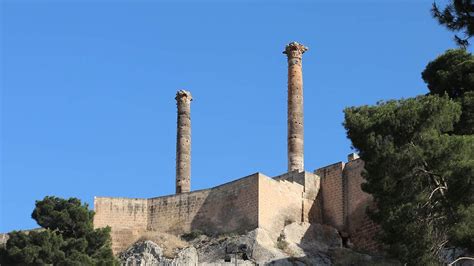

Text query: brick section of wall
(344, 159), (380, 252)
(349, 207), (381, 253)
(259, 174), (305, 236)
(148, 173), (259, 235)
(344, 159), (369, 233)
(315, 162), (345, 231)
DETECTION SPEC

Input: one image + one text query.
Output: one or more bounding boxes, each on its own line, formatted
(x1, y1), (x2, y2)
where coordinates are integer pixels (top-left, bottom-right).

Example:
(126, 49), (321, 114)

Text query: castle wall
(95, 174), (260, 253)
(344, 159), (368, 233)
(315, 162), (345, 231)
(94, 160), (380, 254)
(93, 197), (148, 253)
(273, 171), (321, 223)
(314, 158), (380, 253)
(344, 159), (380, 252)
(259, 174), (305, 236)
(147, 190), (209, 234)
(148, 173), (259, 235)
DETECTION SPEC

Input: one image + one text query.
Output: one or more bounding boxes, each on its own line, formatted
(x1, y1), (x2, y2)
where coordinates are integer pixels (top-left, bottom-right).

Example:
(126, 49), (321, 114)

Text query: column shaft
(284, 42), (308, 172)
(175, 90), (192, 193)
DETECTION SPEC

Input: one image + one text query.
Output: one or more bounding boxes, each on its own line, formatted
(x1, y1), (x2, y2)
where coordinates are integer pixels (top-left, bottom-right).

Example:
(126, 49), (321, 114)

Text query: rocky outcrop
(118, 222), (400, 265)
(119, 240), (198, 266)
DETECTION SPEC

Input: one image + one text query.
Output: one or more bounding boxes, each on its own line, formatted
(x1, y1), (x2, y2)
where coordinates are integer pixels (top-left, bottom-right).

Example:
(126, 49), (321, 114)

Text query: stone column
(175, 90), (192, 194)
(284, 42), (308, 172)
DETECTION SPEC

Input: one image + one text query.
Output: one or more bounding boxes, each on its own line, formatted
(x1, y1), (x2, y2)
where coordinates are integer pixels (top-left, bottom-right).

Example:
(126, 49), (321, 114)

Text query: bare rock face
(119, 240), (198, 266)
(119, 223), (399, 265)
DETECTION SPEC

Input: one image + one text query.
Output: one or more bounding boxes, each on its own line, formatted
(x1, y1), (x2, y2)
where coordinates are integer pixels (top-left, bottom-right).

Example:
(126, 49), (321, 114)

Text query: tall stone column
(284, 42), (308, 172)
(175, 90), (192, 194)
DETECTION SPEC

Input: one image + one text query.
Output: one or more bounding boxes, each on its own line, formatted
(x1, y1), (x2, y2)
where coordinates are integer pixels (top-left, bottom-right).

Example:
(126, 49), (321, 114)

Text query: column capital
(174, 90), (193, 101)
(283, 42), (308, 58)
(175, 90), (193, 101)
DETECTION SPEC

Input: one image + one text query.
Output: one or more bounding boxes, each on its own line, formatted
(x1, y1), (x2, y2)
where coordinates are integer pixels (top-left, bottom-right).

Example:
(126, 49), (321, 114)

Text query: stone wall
(315, 162), (345, 231)
(95, 173), (260, 253)
(94, 160), (379, 254)
(273, 171), (321, 223)
(259, 174), (305, 236)
(343, 159), (380, 252)
(148, 173), (259, 235)
(94, 197), (148, 253)
(314, 158), (379, 253)
(349, 205), (381, 252)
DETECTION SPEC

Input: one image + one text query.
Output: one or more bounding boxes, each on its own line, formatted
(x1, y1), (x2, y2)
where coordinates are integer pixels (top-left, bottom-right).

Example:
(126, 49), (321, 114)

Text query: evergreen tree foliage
(422, 49), (474, 135)
(422, 49), (474, 98)
(32, 197), (95, 239)
(344, 96), (473, 264)
(0, 196), (118, 265)
(432, 0), (474, 47)
(343, 50), (474, 265)
(0, 230), (65, 264)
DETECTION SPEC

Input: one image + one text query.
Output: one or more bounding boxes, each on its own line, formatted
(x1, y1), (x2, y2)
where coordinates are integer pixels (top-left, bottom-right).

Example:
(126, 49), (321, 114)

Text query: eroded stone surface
(119, 223), (398, 266)
(119, 240), (198, 266)
(175, 90), (192, 194)
(284, 42), (308, 172)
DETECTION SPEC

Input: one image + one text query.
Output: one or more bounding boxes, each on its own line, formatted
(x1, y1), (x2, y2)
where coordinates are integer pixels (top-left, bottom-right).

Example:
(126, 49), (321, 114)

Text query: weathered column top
(175, 90), (193, 101)
(283, 42), (309, 59)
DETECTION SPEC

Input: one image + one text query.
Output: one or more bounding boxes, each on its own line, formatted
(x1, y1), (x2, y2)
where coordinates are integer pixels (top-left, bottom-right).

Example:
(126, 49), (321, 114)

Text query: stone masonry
(94, 42), (380, 254)
(94, 159), (378, 254)
(94, 171), (319, 253)
(175, 90), (192, 194)
(284, 42), (308, 172)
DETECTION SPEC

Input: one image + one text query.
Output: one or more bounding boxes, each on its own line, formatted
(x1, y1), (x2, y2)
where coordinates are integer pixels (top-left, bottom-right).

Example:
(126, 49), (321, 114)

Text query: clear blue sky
(1, 0), (465, 232)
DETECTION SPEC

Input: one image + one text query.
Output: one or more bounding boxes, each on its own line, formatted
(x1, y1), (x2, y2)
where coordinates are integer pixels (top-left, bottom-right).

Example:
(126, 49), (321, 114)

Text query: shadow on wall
(310, 158), (382, 254)
(344, 159), (381, 253)
(145, 173), (260, 237)
(189, 179), (258, 235)
(346, 201), (381, 253)
(308, 189), (324, 225)
(98, 173), (262, 254)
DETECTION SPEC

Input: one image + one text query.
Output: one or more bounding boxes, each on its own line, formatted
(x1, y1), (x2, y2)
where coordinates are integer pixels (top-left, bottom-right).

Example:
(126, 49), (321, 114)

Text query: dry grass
(138, 231), (188, 258)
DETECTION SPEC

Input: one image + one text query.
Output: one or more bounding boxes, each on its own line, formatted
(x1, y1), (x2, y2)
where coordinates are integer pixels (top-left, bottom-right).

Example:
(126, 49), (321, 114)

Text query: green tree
(344, 95), (474, 265)
(32, 197), (95, 238)
(343, 49), (474, 264)
(0, 196), (118, 265)
(432, 0), (474, 47)
(422, 49), (474, 135)
(0, 230), (65, 264)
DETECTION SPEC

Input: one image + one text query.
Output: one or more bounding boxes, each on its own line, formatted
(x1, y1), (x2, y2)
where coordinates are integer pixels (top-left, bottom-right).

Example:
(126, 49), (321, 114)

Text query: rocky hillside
(119, 222), (400, 265)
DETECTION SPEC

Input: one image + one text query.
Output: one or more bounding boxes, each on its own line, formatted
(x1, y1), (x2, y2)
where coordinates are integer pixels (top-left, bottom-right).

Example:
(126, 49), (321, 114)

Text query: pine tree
(343, 49), (474, 265)
(0, 196), (118, 265)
